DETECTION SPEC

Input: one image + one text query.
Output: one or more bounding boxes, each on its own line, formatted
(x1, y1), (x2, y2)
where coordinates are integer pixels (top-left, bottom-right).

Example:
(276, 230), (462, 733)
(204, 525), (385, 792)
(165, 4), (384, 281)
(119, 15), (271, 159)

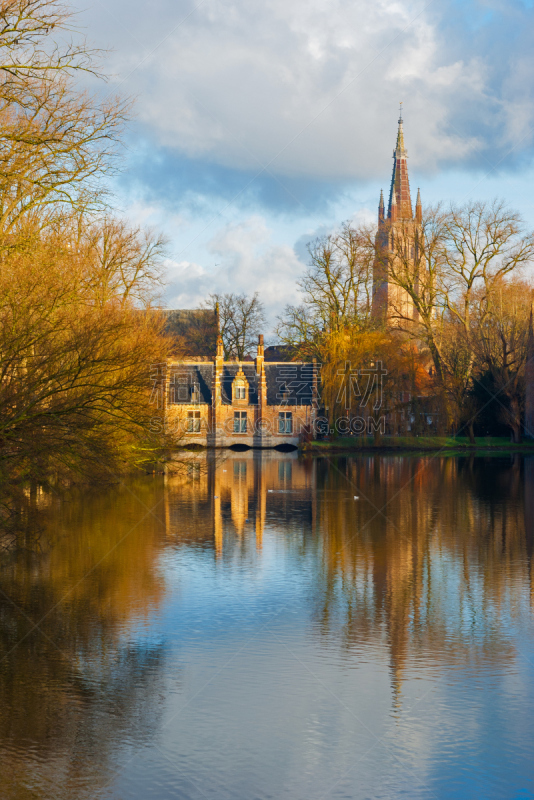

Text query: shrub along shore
(301, 436), (534, 454)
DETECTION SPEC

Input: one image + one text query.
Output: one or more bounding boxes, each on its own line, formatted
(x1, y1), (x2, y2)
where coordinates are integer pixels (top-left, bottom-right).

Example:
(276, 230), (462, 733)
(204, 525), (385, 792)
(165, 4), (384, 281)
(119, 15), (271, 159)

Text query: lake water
(1, 452), (534, 799)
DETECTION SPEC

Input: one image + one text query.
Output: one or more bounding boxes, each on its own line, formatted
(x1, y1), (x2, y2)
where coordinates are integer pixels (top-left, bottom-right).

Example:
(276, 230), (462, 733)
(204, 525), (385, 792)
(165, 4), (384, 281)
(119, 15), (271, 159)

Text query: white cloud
(70, 0), (534, 320)
(75, 0), (523, 184)
(164, 216), (304, 329)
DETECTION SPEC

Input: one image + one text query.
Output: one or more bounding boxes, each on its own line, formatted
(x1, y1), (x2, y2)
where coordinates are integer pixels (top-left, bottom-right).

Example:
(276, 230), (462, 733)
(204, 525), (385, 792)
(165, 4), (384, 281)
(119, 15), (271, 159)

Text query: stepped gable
(220, 364), (259, 405)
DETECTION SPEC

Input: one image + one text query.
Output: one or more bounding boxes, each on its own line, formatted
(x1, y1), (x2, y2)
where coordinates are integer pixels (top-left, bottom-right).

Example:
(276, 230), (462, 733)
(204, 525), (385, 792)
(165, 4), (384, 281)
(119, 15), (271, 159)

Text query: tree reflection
(167, 452), (534, 709)
(0, 479), (169, 800)
(7, 453), (531, 798)
(311, 455), (533, 704)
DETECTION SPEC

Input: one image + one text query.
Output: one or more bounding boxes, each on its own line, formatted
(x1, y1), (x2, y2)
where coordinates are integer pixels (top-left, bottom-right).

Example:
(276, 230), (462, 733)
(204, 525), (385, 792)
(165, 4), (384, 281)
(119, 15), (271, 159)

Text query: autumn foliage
(0, 1), (168, 484)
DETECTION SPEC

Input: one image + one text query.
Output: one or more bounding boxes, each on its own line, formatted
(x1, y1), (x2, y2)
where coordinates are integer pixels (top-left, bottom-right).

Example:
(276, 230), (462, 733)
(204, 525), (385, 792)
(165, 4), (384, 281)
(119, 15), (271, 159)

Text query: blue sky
(72, 0), (534, 328)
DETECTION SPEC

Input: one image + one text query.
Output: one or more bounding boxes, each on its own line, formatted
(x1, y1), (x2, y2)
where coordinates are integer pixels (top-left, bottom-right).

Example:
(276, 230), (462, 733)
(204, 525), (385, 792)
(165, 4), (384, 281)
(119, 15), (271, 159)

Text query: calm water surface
(1, 453), (534, 799)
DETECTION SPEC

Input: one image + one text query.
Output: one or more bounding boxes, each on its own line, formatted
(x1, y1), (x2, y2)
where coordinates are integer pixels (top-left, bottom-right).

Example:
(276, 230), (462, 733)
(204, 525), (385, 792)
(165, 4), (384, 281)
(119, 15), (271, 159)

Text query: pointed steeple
(395, 109), (406, 156)
(415, 187), (422, 223)
(388, 105), (413, 221)
(378, 189), (385, 223)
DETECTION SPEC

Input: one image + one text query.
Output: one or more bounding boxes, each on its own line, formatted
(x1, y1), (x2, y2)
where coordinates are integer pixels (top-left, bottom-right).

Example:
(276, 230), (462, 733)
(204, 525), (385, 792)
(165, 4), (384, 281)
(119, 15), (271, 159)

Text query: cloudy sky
(72, 0), (534, 327)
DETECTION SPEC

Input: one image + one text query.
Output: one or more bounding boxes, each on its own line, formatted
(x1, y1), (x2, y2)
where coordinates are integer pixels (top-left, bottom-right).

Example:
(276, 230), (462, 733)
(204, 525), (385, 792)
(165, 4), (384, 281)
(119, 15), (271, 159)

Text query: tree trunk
(468, 420), (476, 446)
(510, 398), (522, 443)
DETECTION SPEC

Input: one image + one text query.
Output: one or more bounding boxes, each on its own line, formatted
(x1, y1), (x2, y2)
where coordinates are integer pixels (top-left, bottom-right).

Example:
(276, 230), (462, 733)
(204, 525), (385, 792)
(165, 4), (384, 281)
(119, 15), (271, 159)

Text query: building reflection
(1, 454), (533, 795)
(165, 452), (534, 707)
(164, 449), (315, 558)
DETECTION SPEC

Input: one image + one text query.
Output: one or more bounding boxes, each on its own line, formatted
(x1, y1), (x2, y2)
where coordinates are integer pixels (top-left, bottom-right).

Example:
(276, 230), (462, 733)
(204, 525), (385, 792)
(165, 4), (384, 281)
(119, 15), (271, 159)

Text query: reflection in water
(0, 481), (169, 799)
(166, 453), (534, 704)
(311, 456), (532, 707)
(1, 455), (534, 798)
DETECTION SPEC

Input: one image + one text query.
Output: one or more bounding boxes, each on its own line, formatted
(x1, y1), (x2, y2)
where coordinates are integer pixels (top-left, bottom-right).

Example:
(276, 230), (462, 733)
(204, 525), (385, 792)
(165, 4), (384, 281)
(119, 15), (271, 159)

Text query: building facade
(165, 335), (318, 448)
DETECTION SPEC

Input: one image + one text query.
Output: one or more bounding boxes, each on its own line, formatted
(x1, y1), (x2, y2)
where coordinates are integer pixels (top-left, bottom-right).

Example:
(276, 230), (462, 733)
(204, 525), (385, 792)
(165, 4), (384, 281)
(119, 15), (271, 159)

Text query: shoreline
(300, 436), (534, 456)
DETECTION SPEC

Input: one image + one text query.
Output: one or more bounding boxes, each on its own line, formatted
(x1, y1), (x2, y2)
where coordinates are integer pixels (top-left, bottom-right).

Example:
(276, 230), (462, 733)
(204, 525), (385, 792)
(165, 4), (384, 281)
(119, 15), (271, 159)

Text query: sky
(71, 0), (534, 330)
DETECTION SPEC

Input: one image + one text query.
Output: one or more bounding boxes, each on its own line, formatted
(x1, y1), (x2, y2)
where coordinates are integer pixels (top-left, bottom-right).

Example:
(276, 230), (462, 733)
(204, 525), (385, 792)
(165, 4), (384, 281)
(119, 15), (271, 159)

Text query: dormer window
(232, 366), (249, 403)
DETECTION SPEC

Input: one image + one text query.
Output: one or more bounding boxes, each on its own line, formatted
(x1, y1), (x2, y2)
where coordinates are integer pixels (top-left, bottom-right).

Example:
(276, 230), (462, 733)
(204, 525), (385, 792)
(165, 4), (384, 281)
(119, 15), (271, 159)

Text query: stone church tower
(372, 109), (422, 323)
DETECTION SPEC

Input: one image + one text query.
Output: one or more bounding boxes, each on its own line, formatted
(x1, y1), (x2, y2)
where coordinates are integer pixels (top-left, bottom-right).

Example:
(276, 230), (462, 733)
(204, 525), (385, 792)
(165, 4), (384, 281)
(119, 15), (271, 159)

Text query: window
(234, 384), (246, 400)
(234, 411), (247, 433)
(279, 411), (292, 434)
(187, 411), (201, 432)
(233, 461), (247, 477)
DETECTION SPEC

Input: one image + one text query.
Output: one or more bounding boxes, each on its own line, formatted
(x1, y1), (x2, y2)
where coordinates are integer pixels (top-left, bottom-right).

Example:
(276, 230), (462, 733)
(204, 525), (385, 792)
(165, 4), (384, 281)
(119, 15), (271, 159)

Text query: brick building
(165, 335), (318, 448)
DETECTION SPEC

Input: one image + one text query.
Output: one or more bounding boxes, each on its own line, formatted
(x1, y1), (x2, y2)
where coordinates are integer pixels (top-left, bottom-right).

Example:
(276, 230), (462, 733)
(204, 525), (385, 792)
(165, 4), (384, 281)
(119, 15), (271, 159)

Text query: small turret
(415, 188), (422, 223)
(256, 334), (265, 374)
(216, 333), (224, 360)
(378, 189), (385, 224)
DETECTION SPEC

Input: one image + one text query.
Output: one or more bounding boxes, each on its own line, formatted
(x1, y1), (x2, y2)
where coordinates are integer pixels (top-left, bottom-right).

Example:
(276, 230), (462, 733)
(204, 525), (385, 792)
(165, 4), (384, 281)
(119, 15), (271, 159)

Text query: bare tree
(277, 220), (374, 359)
(0, 0), (127, 243)
(206, 292), (265, 360)
(300, 222), (374, 329)
(471, 277), (534, 442)
(76, 217), (167, 307)
(384, 200), (534, 436)
(0, 3), (169, 484)
(0, 0), (100, 90)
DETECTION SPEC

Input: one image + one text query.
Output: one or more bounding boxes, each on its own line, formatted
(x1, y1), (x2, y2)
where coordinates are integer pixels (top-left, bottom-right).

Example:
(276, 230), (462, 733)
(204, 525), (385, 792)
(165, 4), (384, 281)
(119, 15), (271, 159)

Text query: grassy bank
(301, 436), (534, 455)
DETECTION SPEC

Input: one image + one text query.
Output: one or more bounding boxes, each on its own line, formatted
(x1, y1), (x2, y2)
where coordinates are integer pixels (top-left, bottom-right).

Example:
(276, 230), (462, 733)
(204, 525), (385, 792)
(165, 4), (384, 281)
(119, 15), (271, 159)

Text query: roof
(264, 345), (295, 362)
(168, 361), (316, 406)
(168, 364), (214, 404)
(265, 363), (316, 406)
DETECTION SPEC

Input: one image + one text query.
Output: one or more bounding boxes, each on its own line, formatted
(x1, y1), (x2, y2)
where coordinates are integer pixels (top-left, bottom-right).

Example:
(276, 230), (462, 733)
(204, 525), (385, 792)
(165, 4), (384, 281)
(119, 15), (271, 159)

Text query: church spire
(395, 103), (407, 155)
(378, 188), (385, 223)
(388, 105), (413, 220)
